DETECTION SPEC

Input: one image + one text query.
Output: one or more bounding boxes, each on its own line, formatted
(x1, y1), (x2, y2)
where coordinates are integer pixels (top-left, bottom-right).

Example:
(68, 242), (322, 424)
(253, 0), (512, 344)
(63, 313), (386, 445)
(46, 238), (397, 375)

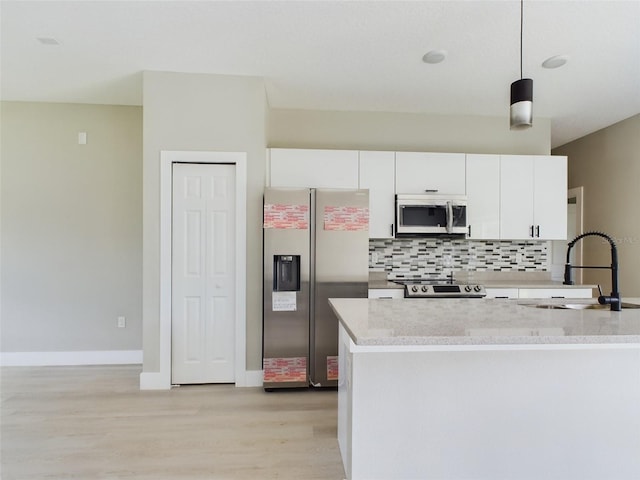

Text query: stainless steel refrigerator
(263, 187), (369, 389)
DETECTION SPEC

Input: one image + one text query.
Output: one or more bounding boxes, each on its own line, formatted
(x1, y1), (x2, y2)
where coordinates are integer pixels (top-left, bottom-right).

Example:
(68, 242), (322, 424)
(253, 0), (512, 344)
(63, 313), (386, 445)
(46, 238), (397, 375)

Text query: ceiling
(1, 0), (639, 148)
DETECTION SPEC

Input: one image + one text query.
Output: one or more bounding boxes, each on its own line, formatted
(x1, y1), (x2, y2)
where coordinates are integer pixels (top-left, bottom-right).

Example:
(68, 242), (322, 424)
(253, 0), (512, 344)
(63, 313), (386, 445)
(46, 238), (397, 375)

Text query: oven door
(396, 203), (448, 235)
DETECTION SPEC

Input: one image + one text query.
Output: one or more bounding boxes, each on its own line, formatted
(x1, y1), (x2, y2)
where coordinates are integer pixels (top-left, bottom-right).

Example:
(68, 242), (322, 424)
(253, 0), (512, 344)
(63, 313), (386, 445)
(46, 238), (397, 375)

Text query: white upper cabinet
(268, 148), (359, 188)
(359, 151), (395, 239)
(395, 152), (466, 195)
(500, 156), (535, 239)
(500, 155), (567, 240)
(533, 155), (567, 240)
(267, 148), (567, 242)
(466, 154), (500, 239)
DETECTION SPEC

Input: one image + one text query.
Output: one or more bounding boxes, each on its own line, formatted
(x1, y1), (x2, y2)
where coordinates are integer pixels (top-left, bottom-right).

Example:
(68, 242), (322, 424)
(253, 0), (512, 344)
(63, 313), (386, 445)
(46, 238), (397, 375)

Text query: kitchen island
(329, 297), (640, 480)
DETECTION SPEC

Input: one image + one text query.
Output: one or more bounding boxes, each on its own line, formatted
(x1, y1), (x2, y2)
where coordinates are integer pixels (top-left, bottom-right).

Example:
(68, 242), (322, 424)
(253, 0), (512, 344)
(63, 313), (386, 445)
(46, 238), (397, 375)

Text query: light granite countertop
(467, 280), (597, 289)
(367, 279), (596, 290)
(329, 297), (640, 346)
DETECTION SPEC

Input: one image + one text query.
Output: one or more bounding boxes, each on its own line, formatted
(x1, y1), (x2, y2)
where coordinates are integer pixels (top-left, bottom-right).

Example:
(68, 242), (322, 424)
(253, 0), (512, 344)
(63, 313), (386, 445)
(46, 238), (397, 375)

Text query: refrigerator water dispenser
(273, 255), (300, 292)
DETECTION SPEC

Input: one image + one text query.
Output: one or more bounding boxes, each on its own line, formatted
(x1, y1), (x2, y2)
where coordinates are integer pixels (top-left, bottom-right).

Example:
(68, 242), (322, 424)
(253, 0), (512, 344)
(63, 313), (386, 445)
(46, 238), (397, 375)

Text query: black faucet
(563, 231), (621, 311)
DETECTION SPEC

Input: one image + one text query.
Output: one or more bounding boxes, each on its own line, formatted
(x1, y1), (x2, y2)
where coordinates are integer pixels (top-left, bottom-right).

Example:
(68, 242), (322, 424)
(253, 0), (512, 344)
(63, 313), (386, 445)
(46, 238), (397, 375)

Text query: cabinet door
(534, 155), (567, 240)
(500, 155), (568, 240)
(268, 148), (359, 188)
(395, 152), (466, 194)
(466, 154), (500, 239)
(500, 155), (535, 239)
(359, 151), (395, 239)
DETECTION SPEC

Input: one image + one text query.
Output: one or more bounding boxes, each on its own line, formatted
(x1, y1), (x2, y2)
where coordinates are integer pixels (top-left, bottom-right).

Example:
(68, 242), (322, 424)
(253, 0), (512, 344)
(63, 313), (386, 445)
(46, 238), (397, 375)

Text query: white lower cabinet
(485, 287), (593, 299)
(518, 288), (593, 299)
(368, 289), (404, 299)
(485, 288), (519, 299)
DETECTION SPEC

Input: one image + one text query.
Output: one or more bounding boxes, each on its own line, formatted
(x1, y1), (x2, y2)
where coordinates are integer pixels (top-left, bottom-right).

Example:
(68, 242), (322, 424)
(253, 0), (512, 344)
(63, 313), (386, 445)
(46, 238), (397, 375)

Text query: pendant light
(510, 0), (533, 130)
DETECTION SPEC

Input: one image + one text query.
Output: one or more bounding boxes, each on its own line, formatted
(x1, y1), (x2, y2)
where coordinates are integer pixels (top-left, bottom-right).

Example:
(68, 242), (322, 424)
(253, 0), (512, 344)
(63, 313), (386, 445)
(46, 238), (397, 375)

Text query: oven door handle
(446, 201), (453, 234)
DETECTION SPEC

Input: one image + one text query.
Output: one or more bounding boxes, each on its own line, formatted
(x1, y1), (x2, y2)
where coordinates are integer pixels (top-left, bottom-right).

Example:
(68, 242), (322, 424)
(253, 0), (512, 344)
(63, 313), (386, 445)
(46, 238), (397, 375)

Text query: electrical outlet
(117, 316), (126, 328)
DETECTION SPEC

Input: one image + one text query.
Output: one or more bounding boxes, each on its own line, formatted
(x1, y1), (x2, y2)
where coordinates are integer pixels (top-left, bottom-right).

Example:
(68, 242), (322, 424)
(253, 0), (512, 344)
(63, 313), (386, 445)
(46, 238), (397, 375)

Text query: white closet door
(172, 163), (236, 384)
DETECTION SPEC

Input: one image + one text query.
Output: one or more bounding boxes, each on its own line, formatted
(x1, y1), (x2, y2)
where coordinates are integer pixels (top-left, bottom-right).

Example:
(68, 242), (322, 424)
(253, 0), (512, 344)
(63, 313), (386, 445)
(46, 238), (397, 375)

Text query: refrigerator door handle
(309, 189), (317, 383)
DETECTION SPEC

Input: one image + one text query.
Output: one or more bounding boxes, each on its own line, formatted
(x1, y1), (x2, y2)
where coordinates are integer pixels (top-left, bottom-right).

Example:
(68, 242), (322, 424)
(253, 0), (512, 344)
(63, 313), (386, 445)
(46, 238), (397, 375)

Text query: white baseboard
(1, 353), (262, 389)
(139, 369), (264, 389)
(242, 369), (264, 387)
(139, 371), (170, 390)
(0, 350), (143, 366)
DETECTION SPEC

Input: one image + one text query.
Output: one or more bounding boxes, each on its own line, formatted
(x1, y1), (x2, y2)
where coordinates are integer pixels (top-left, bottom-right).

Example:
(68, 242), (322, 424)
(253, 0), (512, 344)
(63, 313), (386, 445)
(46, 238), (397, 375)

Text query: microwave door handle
(446, 201), (453, 234)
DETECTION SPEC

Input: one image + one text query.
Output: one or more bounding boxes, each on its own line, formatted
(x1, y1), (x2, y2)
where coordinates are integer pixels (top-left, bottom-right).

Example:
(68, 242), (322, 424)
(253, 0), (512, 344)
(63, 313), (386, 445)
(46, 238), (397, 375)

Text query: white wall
(1, 102), (142, 356)
(142, 71), (267, 374)
(1, 76), (555, 372)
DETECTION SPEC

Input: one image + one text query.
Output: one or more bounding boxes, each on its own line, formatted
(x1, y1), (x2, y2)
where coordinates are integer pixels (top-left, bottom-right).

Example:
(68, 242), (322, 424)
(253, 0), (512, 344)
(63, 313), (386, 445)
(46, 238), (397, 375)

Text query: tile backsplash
(370, 238), (549, 280)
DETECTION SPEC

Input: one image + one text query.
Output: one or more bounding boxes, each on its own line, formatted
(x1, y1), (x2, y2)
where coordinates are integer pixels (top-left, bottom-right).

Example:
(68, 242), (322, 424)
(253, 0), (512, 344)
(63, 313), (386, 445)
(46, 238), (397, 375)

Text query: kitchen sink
(527, 303), (640, 310)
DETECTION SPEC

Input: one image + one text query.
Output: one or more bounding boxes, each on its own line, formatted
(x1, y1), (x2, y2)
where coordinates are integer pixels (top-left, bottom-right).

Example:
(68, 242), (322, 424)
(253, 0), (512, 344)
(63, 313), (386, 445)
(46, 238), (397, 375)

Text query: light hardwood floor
(1, 365), (346, 479)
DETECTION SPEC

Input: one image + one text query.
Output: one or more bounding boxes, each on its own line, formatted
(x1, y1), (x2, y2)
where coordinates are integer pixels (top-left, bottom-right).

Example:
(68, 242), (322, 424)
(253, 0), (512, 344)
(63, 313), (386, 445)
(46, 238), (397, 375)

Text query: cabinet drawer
(368, 289), (404, 299)
(484, 288), (519, 299)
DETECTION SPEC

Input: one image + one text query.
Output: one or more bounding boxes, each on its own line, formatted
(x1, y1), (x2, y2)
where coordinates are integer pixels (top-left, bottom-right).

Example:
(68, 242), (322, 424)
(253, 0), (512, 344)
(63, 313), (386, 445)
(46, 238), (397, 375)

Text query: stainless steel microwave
(395, 194), (468, 236)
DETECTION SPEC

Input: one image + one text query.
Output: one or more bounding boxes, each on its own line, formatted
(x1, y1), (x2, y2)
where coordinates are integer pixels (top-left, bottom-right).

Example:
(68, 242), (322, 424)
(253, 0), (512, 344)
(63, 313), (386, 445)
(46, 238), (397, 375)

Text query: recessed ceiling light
(422, 50), (447, 64)
(37, 37), (60, 45)
(542, 54), (569, 69)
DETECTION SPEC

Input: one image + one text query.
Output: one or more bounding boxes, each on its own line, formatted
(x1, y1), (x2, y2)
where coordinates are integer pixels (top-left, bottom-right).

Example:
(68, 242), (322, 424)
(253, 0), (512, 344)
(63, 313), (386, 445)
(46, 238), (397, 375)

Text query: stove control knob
(464, 285), (472, 292)
(474, 285), (482, 292)
(411, 286), (418, 293)
(421, 285), (428, 292)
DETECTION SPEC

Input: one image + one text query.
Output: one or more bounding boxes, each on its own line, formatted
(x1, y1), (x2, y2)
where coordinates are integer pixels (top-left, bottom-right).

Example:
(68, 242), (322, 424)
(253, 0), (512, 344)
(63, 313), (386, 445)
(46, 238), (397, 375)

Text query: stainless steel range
(399, 279), (486, 298)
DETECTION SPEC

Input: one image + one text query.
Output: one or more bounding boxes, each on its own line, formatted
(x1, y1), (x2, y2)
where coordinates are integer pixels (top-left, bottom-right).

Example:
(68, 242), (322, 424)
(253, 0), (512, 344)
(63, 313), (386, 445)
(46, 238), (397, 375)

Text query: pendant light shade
(510, 78), (533, 129)
(510, 0), (533, 130)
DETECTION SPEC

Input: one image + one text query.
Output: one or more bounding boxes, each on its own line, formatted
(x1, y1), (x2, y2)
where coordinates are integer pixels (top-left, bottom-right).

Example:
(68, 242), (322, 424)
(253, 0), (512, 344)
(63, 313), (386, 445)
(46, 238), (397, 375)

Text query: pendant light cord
(520, 0), (524, 79)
